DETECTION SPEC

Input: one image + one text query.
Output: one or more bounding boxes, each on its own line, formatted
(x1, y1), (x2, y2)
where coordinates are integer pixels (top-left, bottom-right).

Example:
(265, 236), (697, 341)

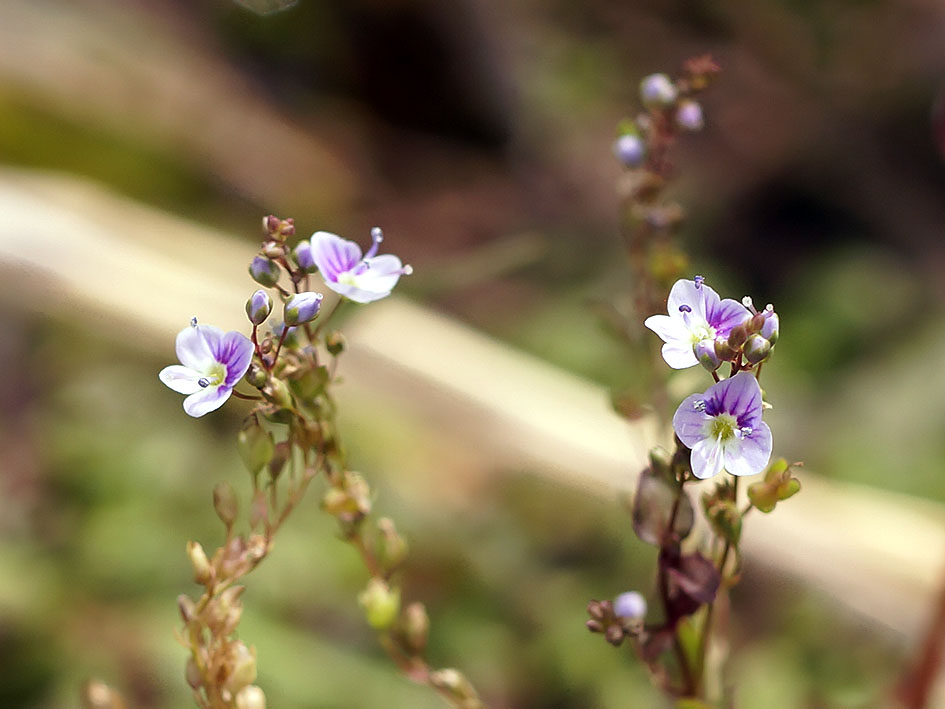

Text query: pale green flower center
(708, 413), (739, 442)
(200, 362), (226, 388)
(688, 319), (716, 344)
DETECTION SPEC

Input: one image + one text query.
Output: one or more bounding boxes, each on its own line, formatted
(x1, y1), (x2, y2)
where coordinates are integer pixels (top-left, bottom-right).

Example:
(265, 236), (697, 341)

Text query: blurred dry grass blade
(232, 0), (299, 15)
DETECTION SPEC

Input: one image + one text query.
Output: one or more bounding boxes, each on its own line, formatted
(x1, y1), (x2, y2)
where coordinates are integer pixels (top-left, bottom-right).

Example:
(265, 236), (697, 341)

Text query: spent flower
(673, 371), (772, 480)
(159, 319), (254, 417)
(308, 227), (412, 303)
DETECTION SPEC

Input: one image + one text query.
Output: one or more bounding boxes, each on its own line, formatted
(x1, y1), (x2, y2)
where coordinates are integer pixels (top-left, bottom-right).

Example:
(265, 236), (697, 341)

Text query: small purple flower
(245, 289), (273, 325)
(673, 372), (772, 480)
(283, 291), (324, 326)
(614, 133), (645, 168)
(644, 278), (752, 369)
(676, 99), (704, 131)
(307, 227), (413, 304)
(640, 73), (678, 107)
(294, 240), (316, 273)
(613, 591), (647, 620)
(159, 318), (254, 417)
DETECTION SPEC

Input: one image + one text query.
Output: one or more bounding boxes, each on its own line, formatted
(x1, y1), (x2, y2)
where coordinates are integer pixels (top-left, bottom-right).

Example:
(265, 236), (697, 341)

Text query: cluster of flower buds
(613, 56), (720, 171)
(586, 592), (647, 647)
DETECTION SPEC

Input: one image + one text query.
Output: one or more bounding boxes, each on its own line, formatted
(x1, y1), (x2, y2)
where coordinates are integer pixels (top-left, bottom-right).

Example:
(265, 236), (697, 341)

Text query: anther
(370, 227), (384, 243)
(197, 378), (210, 388)
(693, 275), (704, 289)
(739, 425), (753, 437)
(741, 296), (756, 314)
(678, 304), (692, 313)
(693, 400), (706, 412)
(190, 316), (198, 328)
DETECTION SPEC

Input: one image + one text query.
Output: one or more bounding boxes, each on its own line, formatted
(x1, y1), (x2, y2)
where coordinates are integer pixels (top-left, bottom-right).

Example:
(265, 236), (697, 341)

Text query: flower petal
(691, 436), (725, 479)
(723, 422), (772, 476)
(712, 371), (763, 427)
(210, 331), (254, 387)
(175, 324), (217, 370)
(644, 314), (688, 343)
(661, 342), (699, 369)
(159, 365), (204, 395)
(673, 393), (712, 447)
(310, 231), (362, 283)
(667, 279), (719, 319)
(708, 297), (751, 335)
(183, 386), (232, 417)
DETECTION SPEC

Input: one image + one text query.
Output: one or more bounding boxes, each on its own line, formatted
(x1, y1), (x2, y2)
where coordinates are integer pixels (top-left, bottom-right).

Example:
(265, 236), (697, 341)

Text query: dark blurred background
(2, 0), (945, 706)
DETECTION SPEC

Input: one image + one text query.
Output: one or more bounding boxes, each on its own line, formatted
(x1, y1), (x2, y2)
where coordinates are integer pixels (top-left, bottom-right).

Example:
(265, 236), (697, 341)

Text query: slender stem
(314, 297), (343, 338)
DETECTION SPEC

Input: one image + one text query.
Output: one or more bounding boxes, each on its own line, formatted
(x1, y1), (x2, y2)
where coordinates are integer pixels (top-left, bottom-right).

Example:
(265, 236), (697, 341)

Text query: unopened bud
(639, 73), (678, 107)
(261, 377), (293, 410)
(185, 657), (202, 689)
(224, 643), (257, 695)
(377, 517), (408, 570)
(429, 669), (480, 707)
(761, 308), (779, 344)
(359, 578), (401, 630)
(235, 686), (266, 709)
(178, 594), (197, 624)
(213, 482), (239, 528)
(613, 133), (645, 168)
(675, 99), (704, 131)
(263, 215), (280, 236)
(714, 338), (736, 362)
(249, 257), (281, 287)
(727, 322), (749, 349)
(261, 242), (285, 260)
(326, 330), (346, 356)
(187, 541), (213, 585)
(293, 240), (316, 273)
(694, 339), (721, 372)
(284, 292), (324, 326)
(401, 602), (429, 654)
(245, 363), (268, 389)
(245, 289), (273, 325)
(613, 591), (647, 619)
(743, 334), (771, 364)
(238, 418), (275, 475)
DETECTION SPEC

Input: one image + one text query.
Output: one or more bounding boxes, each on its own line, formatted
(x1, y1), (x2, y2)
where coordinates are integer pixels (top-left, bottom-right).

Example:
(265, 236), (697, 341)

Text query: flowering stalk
(165, 216), (479, 708)
(589, 60), (800, 706)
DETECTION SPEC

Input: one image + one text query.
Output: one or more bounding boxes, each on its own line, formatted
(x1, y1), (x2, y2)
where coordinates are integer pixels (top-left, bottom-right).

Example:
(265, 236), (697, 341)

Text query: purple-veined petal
(691, 436), (725, 479)
(723, 422), (772, 476)
(175, 324), (216, 370)
(673, 393), (711, 447)
(712, 371), (763, 428)
(310, 231), (362, 283)
(214, 331), (254, 387)
(361, 254), (407, 289)
(327, 280), (393, 304)
(183, 385), (232, 417)
(708, 297), (751, 335)
(159, 365), (204, 395)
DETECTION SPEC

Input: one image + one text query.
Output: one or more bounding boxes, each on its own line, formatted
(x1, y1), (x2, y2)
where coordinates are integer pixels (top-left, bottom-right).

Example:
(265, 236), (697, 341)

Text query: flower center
(199, 362), (227, 388)
(708, 413), (739, 442)
(688, 320), (715, 344)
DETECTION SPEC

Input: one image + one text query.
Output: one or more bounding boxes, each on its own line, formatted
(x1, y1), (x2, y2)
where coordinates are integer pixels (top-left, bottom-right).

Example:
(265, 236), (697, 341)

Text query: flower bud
(429, 669), (480, 706)
(263, 215), (280, 236)
(235, 686), (266, 709)
(185, 657), (202, 689)
(262, 242), (285, 260)
(714, 338), (736, 363)
(675, 99), (704, 131)
(727, 322), (749, 349)
(743, 334), (772, 364)
(377, 517), (409, 571)
(613, 133), (645, 168)
(187, 541), (213, 585)
(223, 643), (257, 695)
(249, 257), (281, 287)
(639, 73), (678, 107)
(694, 339), (721, 372)
(245, 289), (273, 325)
(261, 377), (293, 409)
(213, 482), (239, 529)
(613, 591), (647, 619)
(178, 594), (197, 624)
(761, 307), (779, 345)
(293, 240), (316, 273)
(284, 292), (324, 326)
(245, 363), (268, 389)
(326, 330), (346, 356)
(401, 602), (429, 655)
(359, 578), (401, 630)
(238, 418), (275, 475)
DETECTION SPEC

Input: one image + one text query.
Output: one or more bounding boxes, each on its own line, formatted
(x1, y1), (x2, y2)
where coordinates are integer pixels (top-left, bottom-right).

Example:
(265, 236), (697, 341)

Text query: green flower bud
(223, 643), (257, 696)
(245, 289), (273, 325)
(187, 541), (213, 585)
(377, 517), (409, 571)
(238, 418), (275, 475)
(326, 331), (346, 356)
(249, 257), (281, 287)
(359, 578), (401, 630)
(213, 482), (239, 529)
(261, 377), (293, 410)
(743, 334), (771, 364)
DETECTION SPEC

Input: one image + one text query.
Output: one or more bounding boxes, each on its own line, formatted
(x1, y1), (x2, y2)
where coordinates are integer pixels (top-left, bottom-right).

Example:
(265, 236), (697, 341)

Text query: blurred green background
(2, 0), (945, 706)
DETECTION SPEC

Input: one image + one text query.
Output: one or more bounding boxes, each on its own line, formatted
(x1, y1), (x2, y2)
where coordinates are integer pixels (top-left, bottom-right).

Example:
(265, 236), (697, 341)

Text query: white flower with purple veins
(308, 227), (413, 304)
(673, 372), (772, 480)
(159, 319), (254, 417)
(644, 277), (751, 369)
